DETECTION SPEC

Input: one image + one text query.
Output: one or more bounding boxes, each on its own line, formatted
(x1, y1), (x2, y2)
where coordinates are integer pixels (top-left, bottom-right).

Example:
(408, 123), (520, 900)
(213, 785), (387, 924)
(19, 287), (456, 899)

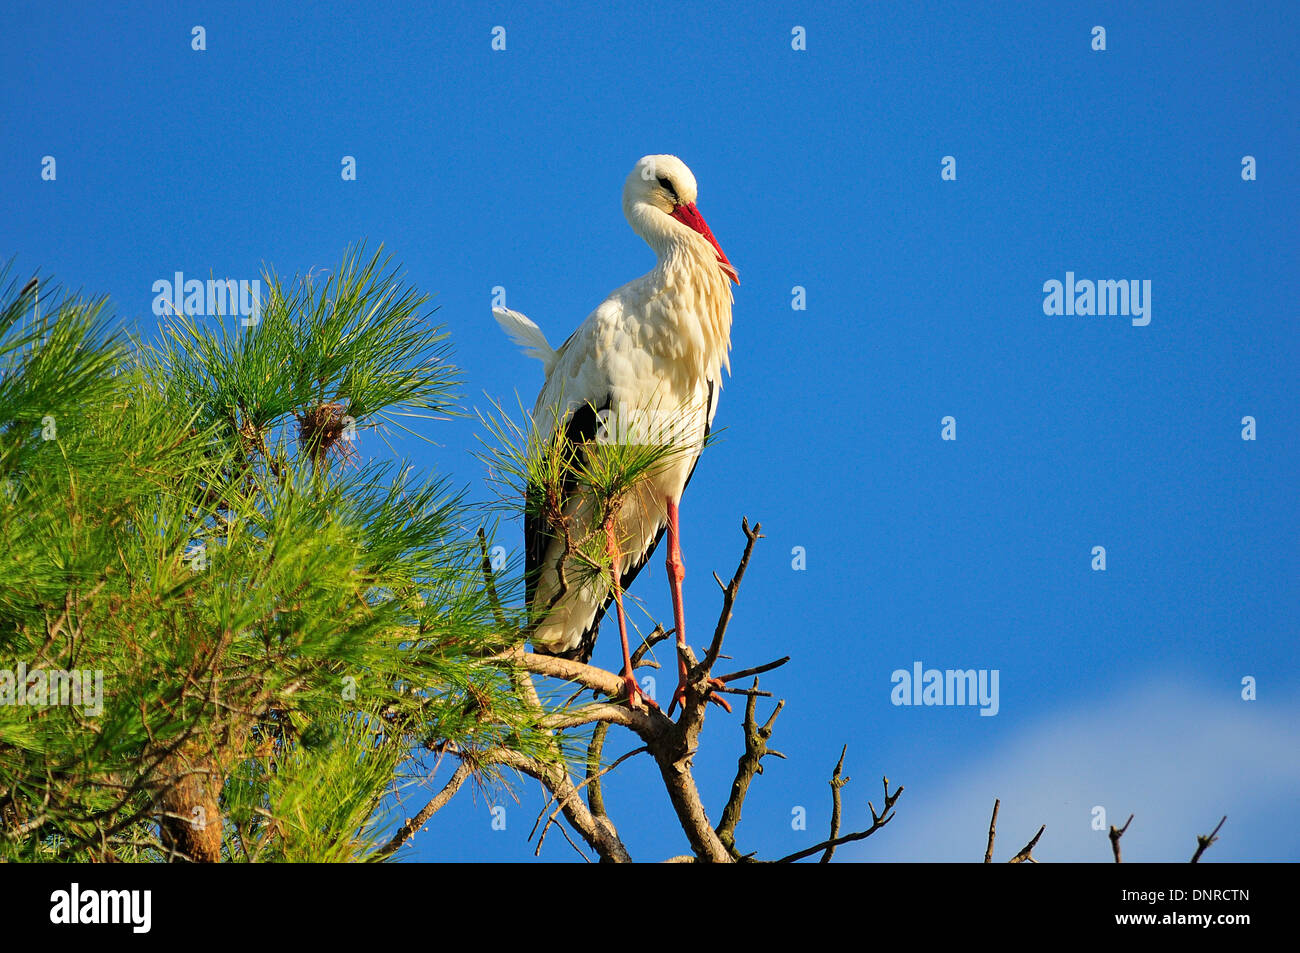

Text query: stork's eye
(656, 176), (677, 199)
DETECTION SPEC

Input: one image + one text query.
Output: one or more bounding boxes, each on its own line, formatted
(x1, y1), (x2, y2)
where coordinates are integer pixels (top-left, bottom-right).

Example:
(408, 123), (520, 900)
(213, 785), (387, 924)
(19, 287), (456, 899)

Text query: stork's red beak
(670, 202), (739, 285)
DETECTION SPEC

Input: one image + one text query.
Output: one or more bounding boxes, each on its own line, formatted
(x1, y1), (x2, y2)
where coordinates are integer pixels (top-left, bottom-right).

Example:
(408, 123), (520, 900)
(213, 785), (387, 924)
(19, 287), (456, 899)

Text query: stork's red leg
(606, 516), (656, 711)
(665, 498), (731, 715)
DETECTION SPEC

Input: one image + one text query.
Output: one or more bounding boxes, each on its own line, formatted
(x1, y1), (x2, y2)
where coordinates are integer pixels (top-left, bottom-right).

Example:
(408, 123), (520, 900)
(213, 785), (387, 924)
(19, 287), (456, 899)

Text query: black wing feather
(526, 400), (606, 659)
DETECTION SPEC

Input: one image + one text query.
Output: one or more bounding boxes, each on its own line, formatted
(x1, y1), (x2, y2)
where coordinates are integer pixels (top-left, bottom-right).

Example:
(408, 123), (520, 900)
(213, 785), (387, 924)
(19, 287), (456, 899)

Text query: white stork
(493, 154), (738, 712)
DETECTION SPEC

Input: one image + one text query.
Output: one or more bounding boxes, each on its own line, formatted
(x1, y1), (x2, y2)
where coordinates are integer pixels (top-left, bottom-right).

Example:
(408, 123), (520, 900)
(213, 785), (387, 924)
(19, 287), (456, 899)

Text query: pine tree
(0, 249), (554, 862)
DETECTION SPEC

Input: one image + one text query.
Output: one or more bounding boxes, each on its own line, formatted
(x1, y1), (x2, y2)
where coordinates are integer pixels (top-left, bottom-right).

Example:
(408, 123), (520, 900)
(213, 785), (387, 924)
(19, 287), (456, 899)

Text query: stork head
(623, 155), (739, 285)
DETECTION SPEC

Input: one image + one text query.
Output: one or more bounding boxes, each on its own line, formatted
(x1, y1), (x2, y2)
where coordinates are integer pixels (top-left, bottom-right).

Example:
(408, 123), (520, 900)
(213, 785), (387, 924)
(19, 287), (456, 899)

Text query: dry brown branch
(820, 745), (850, 863)
(1009, 824), (1046, 863)
(700, 518), (762, 674)
(423, 506), (1230, 866)
(645, 696), (733, 862)
(476, 747), (630, 863)
(494, 646), (663, 735)
(715, 679), (783, 857)
(984, 797), (1000, 863)
(600, 518), (770, 862)
(491, 608), (737, 862)
(1190, 815), (1226, 863)
(534, 745), (648, 854)
(630, 624), (671, 669)
(1109, 813), (1134, 863)
(714, 656), (790, 684)
(537, 703), (650, 732)
(552, 816), (590, 861)
(667, 519), (763, 720)
(775, 776), (903, 863)
(376, 760), (474, 860)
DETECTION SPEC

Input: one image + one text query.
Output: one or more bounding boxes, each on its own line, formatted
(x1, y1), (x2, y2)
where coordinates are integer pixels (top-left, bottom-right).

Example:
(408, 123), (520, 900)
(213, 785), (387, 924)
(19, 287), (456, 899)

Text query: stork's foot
(621, 673), (659, 712)
(668, 673), (733, 716)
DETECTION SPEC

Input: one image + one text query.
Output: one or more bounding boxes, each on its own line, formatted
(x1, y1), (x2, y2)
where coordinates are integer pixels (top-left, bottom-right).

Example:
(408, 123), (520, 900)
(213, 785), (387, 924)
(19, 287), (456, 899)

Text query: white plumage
(493, 308), (558, 374)
(495, 154), (738, 709)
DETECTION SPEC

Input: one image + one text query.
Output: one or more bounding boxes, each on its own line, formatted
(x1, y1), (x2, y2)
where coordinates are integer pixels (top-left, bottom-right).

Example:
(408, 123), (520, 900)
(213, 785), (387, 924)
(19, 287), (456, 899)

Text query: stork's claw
(667, 668), (733, 716)
(622, 674), (659, 712)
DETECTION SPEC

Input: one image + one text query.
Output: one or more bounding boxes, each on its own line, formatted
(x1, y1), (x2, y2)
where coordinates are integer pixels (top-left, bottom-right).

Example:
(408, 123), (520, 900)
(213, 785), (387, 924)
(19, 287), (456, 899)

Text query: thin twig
(375, 761), (473, 860)
(1109, 813), (1134, 864)
(553, 817), (591, 862)
(820, 745), (849, 863)
(714, 656), (791, 684)
(701, 518), (762, 673)
(984, 798), (999, 863)
(631, 624), (671, 669)
(476, 747), (631, 862)
(535, 745), (648, 852)
(775, 776), (902, 863)
(1190, 816), (1226, 863)
(1009, 825), (1046, 863)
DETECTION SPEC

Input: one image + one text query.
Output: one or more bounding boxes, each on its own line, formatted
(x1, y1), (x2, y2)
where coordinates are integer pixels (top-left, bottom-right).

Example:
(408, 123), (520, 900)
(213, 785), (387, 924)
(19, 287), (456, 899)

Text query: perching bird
(494, 154), (738, 712)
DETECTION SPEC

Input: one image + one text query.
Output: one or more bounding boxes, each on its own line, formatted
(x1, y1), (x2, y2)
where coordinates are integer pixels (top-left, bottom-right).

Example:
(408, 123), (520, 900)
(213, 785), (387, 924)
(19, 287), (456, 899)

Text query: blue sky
(3, 1), (1296, 861)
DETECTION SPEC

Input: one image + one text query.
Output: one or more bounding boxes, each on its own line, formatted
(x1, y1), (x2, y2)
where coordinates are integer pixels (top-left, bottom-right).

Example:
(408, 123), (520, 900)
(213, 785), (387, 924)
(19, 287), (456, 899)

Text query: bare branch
(1190, 815), (1226, 863)
(1109, 813), (1134, 863)
(477, 747), (631, 863)
(493, 516), (797, 864)
(984, 797), (1000, 863)
(650, 737), (733, 861)
(701, 518), (762, 673)
(715, 679), (784, 857)
(671, 518), (764, 725)
(1009, 825), (1046, 864)
(775, 776), (903, 863)
(535, 745), (648, 853)
(485, 528), (740, 864)
(537, 703), (652, 732)
(631, 624), (671, 669)
(714, 656), (791, 684)
(820, 745), (849, 863)
(376, 761), (473, 860)
(552, 816), (590, 861)
(494, 647), (664, 737)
